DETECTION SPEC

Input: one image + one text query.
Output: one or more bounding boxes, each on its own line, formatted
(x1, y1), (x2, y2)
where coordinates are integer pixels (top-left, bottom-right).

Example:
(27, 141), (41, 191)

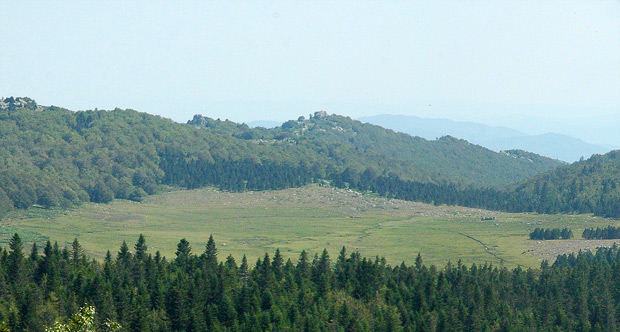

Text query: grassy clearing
(2, 185), (618, 268)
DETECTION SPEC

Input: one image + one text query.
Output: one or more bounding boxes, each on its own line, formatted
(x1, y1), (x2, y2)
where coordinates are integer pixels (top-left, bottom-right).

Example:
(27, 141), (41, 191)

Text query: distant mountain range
(357, 114), (616, 162)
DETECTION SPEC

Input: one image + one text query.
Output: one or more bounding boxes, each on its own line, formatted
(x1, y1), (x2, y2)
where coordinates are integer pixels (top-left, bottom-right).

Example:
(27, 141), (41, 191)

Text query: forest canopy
(0, 233), (618, 331)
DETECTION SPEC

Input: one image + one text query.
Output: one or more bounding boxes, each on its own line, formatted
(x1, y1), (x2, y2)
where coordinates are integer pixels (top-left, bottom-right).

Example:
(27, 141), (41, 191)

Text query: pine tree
(335, 247), (348, 288)
(71, 238), (83, 265)
(134, 234), (147, 262)
(104, 250), (113, 278)
(260, 253), (274, 289)
(175, 238), (192, 270)
(204, 235), (218, 270)
(116, 240), (131, 267)
(272, 248), (284, 281)
(30, 242), (39, 262)
(296, 250), (311, 281)
(239, 255), (249, 284)
(415, 253), (423, 271)
(314, 249), (331, 296)
(8, 233), (23, 283)
(35, 240), (53, 283)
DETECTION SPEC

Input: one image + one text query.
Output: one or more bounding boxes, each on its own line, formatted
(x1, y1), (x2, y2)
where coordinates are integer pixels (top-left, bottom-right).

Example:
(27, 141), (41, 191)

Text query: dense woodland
(529, 228), (573, 240)
(0, 98), (618, 219)
(323, 154), (620, 218)
(582, 226), (620, 240)
(0, 233), (618, 331)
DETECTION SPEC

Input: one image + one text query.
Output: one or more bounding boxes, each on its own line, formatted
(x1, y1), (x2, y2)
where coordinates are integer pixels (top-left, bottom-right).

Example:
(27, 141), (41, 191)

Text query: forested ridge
(0, 233), (618, 331)
(513, 151), (620, 217)
(0, 97), (618, 219)
(187, 112), (562, 187)
(322, 150), (620, 218)
(0, 98), (557, 214)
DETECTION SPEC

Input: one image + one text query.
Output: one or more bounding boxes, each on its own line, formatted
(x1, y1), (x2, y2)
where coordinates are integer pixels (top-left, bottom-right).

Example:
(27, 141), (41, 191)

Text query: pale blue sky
(1, 1), (618, 145)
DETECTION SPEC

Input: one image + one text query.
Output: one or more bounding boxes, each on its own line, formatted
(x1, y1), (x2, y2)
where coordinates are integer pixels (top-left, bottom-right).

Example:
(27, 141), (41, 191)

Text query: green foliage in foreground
(0, 233), (618, 331)
(44, 306), (121, 332)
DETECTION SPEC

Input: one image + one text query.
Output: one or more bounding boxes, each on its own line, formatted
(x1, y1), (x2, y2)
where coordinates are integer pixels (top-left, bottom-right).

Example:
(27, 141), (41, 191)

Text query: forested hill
(188, 111), (562, 186)
(0, 98), (562, 217)
(512, 150), (620, 217)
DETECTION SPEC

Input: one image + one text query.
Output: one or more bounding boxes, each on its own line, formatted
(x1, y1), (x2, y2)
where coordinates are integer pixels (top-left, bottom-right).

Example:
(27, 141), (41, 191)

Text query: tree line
(327, 166), (620, 218)
(528, 228), (573, 240)
(0, 233), (618, 331)
(582, 226), (620, 240)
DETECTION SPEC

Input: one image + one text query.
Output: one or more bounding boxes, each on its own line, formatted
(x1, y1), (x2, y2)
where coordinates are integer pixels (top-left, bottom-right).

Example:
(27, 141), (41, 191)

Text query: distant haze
(1, 1), (618, 145)
(247, 120), (282, 129)
(359, 114), (617, 162)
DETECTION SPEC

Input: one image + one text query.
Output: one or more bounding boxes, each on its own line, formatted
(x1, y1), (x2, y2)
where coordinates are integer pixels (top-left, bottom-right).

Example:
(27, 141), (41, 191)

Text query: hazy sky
(1, 1), (619, 145)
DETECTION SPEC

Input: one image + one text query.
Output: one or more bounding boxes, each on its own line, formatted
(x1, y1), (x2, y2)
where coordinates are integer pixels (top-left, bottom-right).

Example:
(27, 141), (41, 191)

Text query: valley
(3, 185), (617, 268)
(2, 2), (618, 329)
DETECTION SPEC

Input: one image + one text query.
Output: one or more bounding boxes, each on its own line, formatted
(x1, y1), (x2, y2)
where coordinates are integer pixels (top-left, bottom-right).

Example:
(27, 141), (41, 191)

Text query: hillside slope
(190, 112), (562, 187)
(322, 150), (619, 218)
(0, 98), (563, 217)
(512, 150), (620, 217)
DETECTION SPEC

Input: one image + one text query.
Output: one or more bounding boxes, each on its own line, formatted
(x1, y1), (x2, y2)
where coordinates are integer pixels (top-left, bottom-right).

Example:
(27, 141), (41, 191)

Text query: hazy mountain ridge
(482, 133), (614, 163)
(358, 114), (526, 142)
(359, 114), (616, 162)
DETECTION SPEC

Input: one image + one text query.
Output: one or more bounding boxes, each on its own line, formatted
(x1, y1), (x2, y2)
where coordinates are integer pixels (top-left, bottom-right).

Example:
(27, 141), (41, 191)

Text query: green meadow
(2, 185), (618, 268)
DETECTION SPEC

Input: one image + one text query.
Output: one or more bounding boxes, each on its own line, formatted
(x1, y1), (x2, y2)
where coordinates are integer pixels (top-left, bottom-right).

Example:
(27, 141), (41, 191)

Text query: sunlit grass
(2, 185), (618, 268)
